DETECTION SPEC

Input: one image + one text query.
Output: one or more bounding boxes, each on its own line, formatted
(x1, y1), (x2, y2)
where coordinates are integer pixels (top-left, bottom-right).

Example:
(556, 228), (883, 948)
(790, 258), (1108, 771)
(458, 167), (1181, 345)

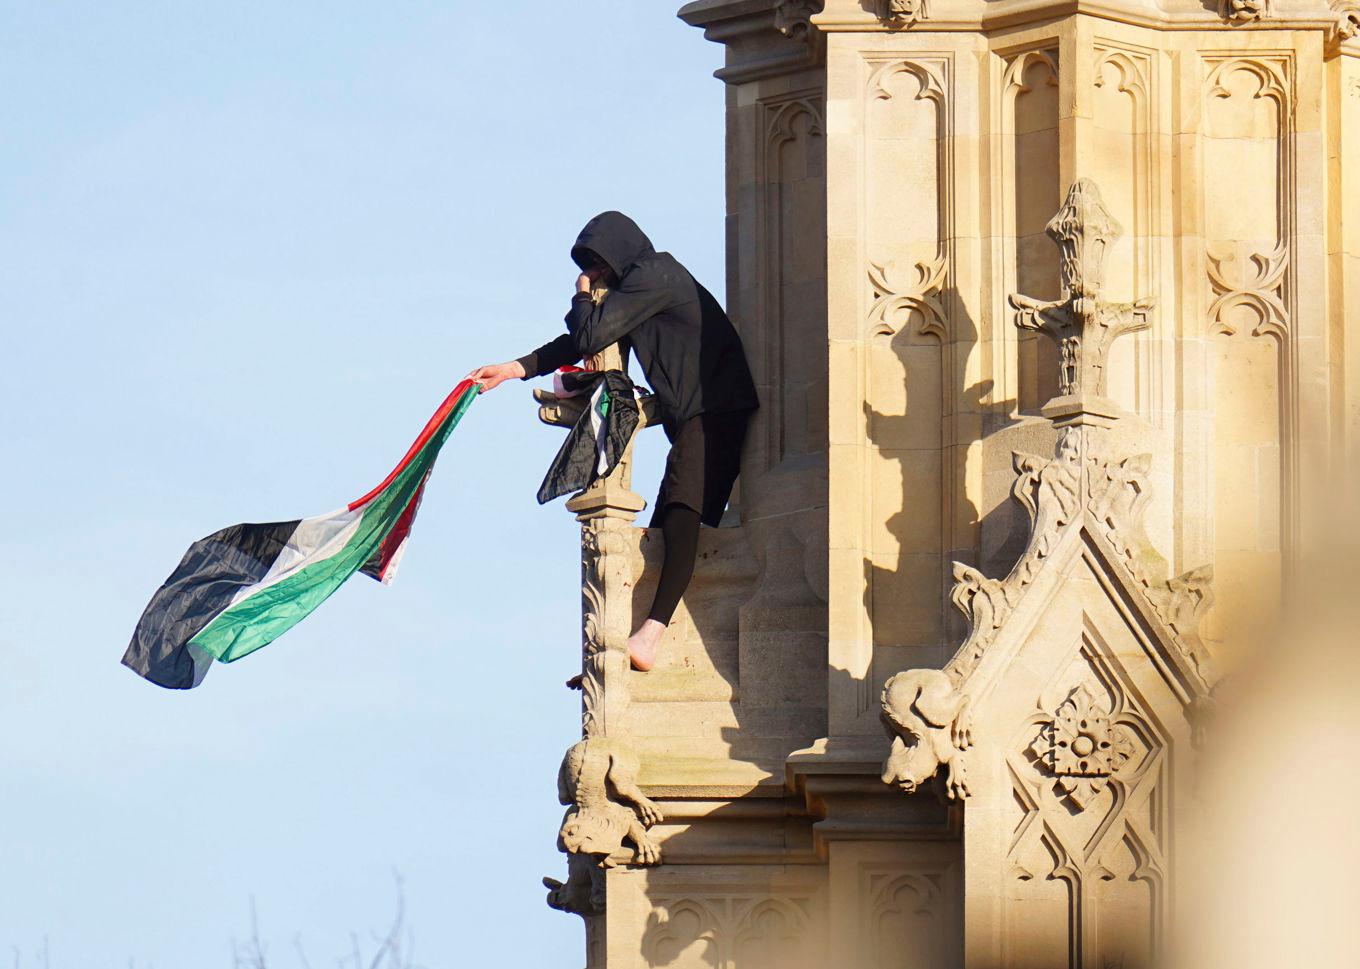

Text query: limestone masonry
(538, 0), (1360, 965)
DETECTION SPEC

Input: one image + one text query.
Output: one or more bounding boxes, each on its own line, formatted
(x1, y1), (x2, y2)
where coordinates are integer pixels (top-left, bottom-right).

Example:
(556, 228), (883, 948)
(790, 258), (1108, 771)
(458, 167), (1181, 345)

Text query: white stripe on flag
(225, 507), (364, 609)
(590, 382), (609, 476)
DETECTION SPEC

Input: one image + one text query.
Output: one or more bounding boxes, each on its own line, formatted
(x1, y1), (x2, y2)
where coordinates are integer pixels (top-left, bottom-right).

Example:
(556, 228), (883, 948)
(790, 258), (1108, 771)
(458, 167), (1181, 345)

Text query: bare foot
(566, 674), (584, 691)
(627, 619), (666, 672)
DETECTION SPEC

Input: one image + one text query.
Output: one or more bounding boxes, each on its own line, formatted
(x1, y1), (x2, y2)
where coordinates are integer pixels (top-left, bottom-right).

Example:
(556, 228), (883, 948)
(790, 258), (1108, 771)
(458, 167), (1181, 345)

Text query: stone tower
(540, 0), (1360, 966)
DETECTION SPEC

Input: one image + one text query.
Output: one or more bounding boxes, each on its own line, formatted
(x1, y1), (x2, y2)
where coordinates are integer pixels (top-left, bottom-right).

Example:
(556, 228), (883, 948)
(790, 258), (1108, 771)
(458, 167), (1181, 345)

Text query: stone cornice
(679, 0), (783, 35)
(811, 0), (1339, 33)
(679, 0), (1343, 56)
(679, 0), (1353, 89)
(679, 0), (826, 82)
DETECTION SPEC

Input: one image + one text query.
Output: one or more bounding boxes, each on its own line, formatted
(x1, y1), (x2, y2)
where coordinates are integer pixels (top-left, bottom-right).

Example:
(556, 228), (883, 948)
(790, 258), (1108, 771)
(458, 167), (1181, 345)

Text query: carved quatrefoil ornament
(1030, 683), (1135, 809)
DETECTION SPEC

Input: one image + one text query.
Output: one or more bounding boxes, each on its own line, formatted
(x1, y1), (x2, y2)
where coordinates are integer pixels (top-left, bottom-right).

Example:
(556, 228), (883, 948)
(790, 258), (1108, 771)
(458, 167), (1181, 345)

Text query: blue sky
(0, 3), (724, 965)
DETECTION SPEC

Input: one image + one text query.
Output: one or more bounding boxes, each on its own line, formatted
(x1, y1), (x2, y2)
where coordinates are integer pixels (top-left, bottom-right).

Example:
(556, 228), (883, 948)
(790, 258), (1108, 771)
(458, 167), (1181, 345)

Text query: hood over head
(571, 211), (654, 278)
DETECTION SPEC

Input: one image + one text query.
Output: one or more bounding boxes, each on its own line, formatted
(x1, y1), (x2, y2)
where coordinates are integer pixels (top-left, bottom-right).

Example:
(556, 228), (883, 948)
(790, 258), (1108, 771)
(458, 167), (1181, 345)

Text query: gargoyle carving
(773, 0), (823, 37)
(544, 736), (663, 917)
(879, 0), (928, 26)
(1331, 0), (1360, 47)
(880, 669), (973, 800)
(1220, 0), (1268, 22)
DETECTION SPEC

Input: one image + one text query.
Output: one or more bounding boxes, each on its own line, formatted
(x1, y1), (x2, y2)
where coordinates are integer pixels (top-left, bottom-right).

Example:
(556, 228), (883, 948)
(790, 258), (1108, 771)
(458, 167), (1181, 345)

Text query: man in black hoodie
(467, 212), (758, 673)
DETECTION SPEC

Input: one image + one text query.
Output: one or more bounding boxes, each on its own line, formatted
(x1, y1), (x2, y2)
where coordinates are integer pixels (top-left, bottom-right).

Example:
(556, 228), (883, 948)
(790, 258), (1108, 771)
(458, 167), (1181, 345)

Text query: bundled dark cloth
(537, 370), (640, 504)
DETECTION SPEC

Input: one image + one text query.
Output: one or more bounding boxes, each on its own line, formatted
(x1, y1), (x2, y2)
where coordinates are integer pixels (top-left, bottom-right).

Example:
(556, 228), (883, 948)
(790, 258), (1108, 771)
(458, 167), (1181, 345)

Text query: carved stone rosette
(1029, 683), (1136, 809)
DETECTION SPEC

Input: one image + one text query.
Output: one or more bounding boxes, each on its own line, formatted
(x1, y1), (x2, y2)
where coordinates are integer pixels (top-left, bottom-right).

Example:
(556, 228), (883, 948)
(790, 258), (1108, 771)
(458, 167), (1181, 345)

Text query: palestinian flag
(122, 379), (480, 690)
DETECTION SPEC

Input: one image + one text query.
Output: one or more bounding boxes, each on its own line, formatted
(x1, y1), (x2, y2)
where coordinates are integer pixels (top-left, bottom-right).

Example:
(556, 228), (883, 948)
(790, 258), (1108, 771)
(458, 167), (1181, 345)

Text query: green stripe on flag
(189, 388), (476, 664)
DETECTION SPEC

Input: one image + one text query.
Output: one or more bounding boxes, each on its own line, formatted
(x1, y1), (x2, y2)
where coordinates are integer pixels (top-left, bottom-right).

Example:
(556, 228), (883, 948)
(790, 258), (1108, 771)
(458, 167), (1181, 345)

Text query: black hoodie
(516, 211), (758, 436)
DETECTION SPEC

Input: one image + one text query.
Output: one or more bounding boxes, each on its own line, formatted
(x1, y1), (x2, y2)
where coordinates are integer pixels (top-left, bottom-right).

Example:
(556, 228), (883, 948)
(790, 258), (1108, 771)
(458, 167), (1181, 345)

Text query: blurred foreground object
(1173, 512), (1360, 968)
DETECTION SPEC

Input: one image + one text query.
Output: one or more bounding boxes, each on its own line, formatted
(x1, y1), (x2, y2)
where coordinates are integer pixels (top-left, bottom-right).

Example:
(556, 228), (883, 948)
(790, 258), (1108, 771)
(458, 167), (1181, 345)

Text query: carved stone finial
(1009, 178), (1153, 423)
(1046, 177), (1121, 300)
(537, 331), (666, 918)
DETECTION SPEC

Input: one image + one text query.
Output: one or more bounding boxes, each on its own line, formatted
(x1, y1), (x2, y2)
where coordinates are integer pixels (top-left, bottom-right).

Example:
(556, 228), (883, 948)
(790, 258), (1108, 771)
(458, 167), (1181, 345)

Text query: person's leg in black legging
(649, 504), (702, 625)
(628, 503), (702, 671)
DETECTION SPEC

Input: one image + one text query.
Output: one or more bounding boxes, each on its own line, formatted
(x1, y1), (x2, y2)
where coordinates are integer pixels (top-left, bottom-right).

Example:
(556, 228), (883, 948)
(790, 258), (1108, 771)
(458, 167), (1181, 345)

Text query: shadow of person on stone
(858, 286), (1017, 685)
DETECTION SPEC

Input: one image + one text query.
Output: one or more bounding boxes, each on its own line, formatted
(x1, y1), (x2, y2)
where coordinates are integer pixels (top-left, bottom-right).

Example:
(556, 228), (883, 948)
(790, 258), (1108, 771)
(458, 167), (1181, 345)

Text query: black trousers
(645, 409), (752, 625)
(649, 409), (752, 528)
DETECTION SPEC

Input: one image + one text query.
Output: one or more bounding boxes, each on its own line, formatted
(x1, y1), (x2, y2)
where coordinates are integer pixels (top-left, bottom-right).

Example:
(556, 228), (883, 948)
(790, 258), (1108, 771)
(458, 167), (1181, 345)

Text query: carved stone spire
(1009, 178), (1153, 425)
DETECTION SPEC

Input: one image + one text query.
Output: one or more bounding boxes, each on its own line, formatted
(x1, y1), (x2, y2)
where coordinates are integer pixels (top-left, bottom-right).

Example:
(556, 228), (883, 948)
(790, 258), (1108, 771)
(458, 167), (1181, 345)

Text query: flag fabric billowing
(122, 379), (480, 690)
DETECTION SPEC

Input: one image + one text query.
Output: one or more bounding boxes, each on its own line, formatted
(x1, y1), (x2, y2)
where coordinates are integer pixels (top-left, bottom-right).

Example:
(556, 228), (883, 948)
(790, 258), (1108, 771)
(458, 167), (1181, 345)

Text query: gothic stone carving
(577, 519), (632, 737)
(1220, 0), (1268, 21)
(1206, 242), (1288, 339)
(878, 0), (928, 26)
(880, 669), (973, 799)
(1028, 682), (1136, 809)
(883, 446), (1215, 806)
(544, 736), (664, 917)
(643, 892), (817, 968)
(1005, 647), (1170, 963)
(773, 0), (823, 37)
(883, 179), (1215, 801)
(942, 427), (1217, 693)
(1009, 178), (1153, 410)
(1330, 0), (1360, 47)
(867, 256), (947, 340)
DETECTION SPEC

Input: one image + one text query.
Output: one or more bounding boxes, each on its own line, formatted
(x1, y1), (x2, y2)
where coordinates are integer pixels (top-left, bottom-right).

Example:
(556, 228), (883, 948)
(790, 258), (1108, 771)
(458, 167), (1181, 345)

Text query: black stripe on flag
(122, 520), (301, 689)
